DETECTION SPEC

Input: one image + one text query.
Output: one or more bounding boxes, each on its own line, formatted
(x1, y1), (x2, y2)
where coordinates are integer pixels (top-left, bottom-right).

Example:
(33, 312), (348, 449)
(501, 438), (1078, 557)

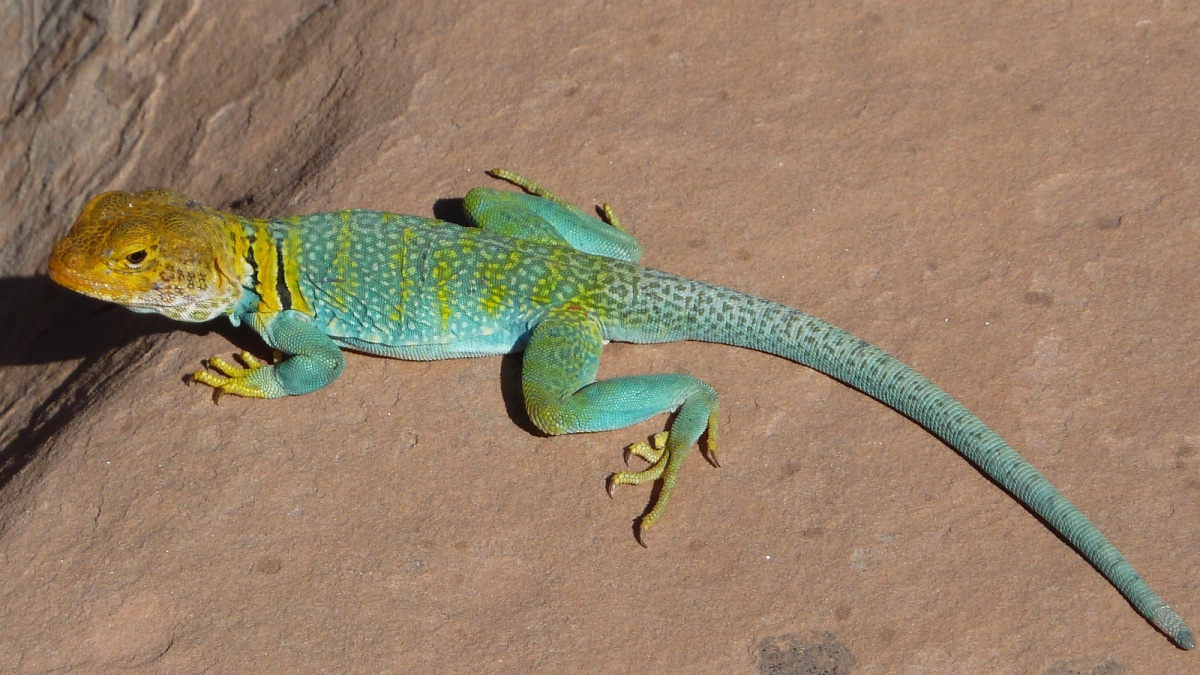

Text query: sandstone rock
(2, 2), (1197, 672)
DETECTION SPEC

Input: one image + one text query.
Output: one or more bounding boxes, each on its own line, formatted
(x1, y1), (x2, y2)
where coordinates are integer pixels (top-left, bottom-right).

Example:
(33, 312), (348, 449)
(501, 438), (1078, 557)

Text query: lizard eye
(124, 250), (148, 266)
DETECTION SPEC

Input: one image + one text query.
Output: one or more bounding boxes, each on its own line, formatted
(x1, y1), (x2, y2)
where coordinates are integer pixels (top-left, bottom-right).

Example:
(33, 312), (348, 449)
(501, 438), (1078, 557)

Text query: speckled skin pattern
(47, 170), (1192, 649)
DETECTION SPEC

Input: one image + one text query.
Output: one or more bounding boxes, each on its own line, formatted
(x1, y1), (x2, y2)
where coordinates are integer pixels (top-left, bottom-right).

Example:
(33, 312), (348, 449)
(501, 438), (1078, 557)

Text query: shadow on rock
(0, 274), (256, 494)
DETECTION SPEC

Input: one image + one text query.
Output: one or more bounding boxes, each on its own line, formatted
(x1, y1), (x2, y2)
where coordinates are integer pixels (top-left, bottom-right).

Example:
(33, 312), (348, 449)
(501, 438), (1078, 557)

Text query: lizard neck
(227, 216), (315, 329)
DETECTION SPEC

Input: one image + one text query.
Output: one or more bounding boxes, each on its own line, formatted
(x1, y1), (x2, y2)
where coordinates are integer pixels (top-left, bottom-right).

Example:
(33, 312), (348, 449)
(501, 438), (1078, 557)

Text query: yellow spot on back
(327, 214), (357, 311)
(433, 254), (454, 329)
(283, 226), (313, 316)
(389, 228), (417, 323)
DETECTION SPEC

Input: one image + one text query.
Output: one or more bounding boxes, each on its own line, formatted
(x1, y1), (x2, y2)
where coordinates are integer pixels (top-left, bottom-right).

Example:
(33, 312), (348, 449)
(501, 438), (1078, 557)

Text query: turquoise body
(207, 177), (1192, 649)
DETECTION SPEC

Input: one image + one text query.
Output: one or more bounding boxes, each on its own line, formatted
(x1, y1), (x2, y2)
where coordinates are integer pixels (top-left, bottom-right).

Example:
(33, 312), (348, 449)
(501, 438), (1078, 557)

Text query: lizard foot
(489, 167), (626, 232)
(608, 432), (669, 497)
(191, 350), (281, 400)
(487, 168), (563, 203)
(608, 445), (669, 548)
(609, 410), (720, 540)
(607, 460), (666, 496)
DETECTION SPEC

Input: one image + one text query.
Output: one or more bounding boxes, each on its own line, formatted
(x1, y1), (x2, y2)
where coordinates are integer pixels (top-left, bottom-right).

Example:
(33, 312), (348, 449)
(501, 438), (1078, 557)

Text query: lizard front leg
(193, 310), (345, 398)
(522, 306), (719, 541)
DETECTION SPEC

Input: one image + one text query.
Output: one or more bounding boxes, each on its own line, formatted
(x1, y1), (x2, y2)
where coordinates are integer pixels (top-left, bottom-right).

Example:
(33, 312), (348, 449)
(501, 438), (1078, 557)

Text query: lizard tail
(630, 270), (1193, 648)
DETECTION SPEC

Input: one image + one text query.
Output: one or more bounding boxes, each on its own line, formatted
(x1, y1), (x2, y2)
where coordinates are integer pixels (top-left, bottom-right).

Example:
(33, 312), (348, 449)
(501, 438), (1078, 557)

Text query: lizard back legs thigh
(522, 307), (719, 537)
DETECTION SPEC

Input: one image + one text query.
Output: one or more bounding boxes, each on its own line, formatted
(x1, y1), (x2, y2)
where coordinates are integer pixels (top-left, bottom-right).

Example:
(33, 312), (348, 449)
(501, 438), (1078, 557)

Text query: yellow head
(49, 189), (249, 322)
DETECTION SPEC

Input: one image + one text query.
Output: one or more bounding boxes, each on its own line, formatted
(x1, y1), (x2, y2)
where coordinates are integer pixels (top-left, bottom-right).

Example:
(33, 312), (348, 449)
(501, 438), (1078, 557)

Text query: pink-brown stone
(2, 2), (1197, 673)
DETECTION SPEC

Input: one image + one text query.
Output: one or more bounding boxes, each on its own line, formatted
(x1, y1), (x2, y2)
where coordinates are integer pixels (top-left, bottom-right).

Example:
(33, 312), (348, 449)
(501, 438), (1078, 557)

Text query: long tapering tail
(632, 270), (1193, 648)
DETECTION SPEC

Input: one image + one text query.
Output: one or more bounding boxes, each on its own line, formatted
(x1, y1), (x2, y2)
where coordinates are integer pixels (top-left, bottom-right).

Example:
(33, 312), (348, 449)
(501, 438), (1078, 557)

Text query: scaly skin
(48, 170), (1193, 649)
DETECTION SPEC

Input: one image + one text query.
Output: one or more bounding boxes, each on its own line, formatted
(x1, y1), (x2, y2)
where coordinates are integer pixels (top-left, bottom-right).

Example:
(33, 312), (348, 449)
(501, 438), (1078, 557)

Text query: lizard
(47, 168), (1193, 649)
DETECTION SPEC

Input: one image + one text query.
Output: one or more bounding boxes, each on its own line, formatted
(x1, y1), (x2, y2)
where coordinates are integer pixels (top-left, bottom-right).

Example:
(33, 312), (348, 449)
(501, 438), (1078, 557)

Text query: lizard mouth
(47, 255), (94, 293)
(47, 255), (132, 304)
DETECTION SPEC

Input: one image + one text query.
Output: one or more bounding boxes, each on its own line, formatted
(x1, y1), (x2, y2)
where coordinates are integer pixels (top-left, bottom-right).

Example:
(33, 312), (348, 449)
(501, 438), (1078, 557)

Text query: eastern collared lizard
(47, 169), (1193, 648)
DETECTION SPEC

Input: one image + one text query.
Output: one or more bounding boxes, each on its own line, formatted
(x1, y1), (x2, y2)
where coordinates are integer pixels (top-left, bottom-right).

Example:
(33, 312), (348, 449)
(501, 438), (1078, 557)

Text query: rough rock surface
(2, 1), (1198, 673)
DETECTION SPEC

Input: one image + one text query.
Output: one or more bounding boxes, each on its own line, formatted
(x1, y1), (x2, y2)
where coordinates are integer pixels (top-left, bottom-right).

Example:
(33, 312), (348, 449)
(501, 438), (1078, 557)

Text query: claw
(706, 445), (721, 468)
(703, 413), (720, 467)
(634, 524), (649, 548)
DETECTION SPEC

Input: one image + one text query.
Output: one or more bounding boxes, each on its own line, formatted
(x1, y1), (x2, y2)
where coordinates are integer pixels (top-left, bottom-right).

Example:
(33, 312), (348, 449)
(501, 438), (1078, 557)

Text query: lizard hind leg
(462, 169), (644, 262)
(486, 168), (624, 232)
(522, 307), (719, 540)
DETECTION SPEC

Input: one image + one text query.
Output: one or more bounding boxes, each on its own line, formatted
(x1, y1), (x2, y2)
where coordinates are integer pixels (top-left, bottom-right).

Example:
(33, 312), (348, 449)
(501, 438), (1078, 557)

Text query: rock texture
(2, 1), (1198, 673)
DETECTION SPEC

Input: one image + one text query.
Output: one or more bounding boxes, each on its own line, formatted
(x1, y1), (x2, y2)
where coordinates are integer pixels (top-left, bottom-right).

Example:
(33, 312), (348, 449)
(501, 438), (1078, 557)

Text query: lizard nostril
(48, 250), (73, 273)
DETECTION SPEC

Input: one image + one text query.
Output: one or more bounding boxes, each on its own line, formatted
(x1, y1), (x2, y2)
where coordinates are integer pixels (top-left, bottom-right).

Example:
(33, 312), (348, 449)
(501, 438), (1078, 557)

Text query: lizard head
(49, 189), (249, 322)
